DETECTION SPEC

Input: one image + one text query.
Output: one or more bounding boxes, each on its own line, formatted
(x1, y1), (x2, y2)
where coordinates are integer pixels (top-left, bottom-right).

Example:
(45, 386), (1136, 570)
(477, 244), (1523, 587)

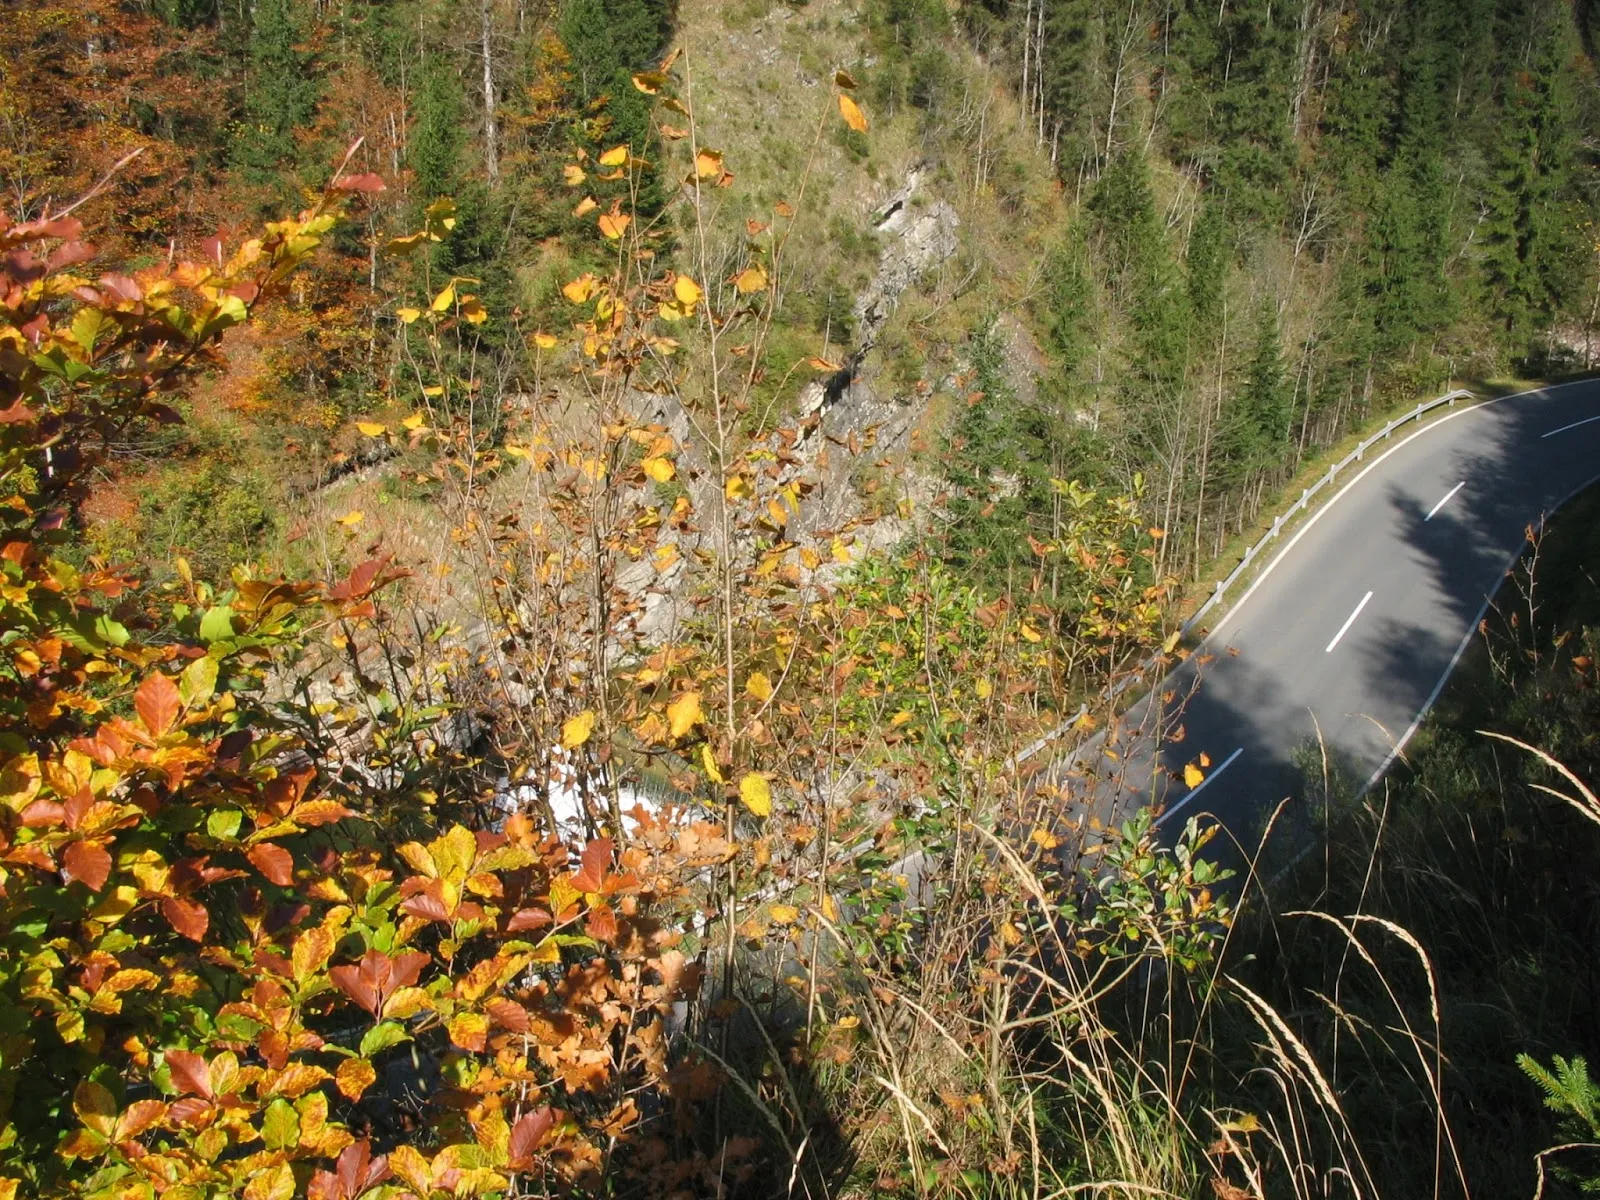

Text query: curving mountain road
(1071, 379), (1600, 853)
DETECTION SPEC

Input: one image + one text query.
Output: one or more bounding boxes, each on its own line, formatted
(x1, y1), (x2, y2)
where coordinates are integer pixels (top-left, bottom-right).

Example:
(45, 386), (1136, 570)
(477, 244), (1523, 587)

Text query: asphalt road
(1070, 379), (1600, 856)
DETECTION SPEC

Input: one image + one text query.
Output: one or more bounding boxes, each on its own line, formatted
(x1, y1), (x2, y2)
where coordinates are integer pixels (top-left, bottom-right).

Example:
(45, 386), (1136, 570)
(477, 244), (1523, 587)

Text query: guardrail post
(1272, 515), (1281, 537)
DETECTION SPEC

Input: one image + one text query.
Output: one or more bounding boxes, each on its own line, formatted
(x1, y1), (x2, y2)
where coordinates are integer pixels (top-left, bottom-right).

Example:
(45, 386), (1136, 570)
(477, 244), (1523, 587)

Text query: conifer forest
(6, 0), (1600, 1196)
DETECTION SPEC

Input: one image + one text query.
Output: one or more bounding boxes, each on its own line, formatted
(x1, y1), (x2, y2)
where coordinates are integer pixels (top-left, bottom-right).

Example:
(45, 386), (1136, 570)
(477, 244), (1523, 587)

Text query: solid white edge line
(1324, 590), (1374, 653)
(1360, 468), (1600, 796)
(1424, 481), (1466, 521)
(1541, 412), (1600, 439)
(1202, 378), (1600, 647)
(1157, 746), (1244, 827)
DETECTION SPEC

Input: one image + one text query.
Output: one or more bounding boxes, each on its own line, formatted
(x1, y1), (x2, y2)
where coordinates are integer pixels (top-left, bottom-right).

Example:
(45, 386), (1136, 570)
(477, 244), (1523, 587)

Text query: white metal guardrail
(1179, 387), (1475, 637)
(1014, 386), (1477, 766)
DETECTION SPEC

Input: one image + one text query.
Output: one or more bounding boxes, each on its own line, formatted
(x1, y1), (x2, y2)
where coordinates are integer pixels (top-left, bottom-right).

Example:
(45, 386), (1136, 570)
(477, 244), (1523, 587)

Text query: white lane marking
(1542, 413), (1600, 439)
(1206, 377), (1599, 645)
(1159, 746), (1244, 826)
(1424, 481), (1465, 521)
(1364, 467), (1600, 796)
(1325, 591), (1374, 653)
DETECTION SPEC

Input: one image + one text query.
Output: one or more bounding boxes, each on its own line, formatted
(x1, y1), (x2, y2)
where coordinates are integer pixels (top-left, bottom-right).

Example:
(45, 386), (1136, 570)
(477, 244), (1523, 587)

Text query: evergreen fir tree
(559, 0), (669, 149)
(412, 53), (465, 201)
(234, 0), (319, 183)
(1186, 200), (1228, 334)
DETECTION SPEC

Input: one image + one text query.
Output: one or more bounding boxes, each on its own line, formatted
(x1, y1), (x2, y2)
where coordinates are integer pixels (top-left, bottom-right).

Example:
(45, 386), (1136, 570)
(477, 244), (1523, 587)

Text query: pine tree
(234, 0), (319, 183)
(412, 53), (465, 201)
(1478, 17), (1589, 340)
(1186, 201), (1228, 335)
(1219, 298), (1291, 483)
(558, 0), (669, 149)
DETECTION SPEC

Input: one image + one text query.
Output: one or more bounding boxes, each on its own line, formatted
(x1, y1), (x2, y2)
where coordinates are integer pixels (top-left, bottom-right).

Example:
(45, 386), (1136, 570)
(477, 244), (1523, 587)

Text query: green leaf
(199, 605), (237, 643)
(261, 1098), (299, 1151)
(94, 614), (130, 648)
(359, 1020), (410, 1058)
(206, 809), (243, 841)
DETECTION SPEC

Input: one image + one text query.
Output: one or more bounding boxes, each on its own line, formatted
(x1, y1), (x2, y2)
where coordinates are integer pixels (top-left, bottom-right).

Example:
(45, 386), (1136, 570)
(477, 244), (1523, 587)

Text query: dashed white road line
(1542, 413), (1600, 438)
(1160, 746), (1245, 825)
(1325, 591), (1373, 653)
(1424, 481), (1465, 521)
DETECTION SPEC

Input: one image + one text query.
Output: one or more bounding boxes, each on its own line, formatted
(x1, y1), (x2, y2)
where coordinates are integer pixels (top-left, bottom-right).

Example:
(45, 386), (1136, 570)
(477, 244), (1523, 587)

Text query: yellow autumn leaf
(725, 475), (754, 501)
(562, 164), (586, 186)
(533, 332), (559, 349)
(667, 691), (702, 739)
(598, 145), (629, 167)
(642, 456), (675, 483)
(1020, 622), (1043, 643)
(395, 307), (422, 324)
(890, 710), (913, 727)
(695, 149), (723, 179)
(573, 195), (598, 218)
(431, 282), (456, 312)
(504, 445), (530, 460)
(563, 274), (598, 304)
(831, 537), (851, 564)
(735, 264), (768, 294)
(561, 710), (596, 750)
(837, 1014), (860, 1029)
(738, 773), (772, 817)
(807, 356), (842, 371)
(660, 123), (689, 140)
(631, 71), (667, 94)
(598, 210), (631, 240)
(401, 412), (426, 431)
(838, 93), (869, 133)
(1183, 762), (1205, 789)
(336, 511), (364, 527)
(1030, 828), (1061, 850)
(460, 297), (488, 324)
(422, 384), (445, 397)
(700, 743), (725, 784)
(746, 671), (774, 702)
(673, 275), (702, 307)
(769, 903), (799, 925)
(975, 678), (993, 699)
(356, 421), (387, 437)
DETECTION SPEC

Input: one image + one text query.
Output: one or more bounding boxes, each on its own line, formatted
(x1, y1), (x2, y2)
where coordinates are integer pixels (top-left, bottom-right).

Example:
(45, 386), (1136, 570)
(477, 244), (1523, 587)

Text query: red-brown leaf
(333, 173), (387, 194)
(165, 1049), (213, 1099)
(507, 906), (553, 932)
(329, 963), (380, 1016)
(508, 1107), (556, 1169)
(586, 902), (619, 943)
(485, 997), (531, 1033)
(63, 840), (112, 891)
(167, 1096), (211, 1126)
(572, 837), (613, 893)
(162, 896), (209, 941)
(134, 671), (182, 737)
(247, 842), (295, 886)
(331, 949), (431, 1017)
